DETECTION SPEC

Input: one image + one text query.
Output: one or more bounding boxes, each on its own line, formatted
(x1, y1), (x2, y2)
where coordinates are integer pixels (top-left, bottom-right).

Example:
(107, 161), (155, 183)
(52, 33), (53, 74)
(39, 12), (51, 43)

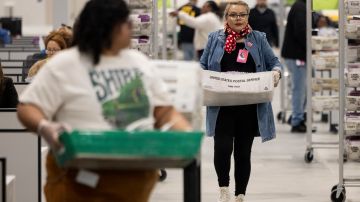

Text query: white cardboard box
(202, 71), (274, 106)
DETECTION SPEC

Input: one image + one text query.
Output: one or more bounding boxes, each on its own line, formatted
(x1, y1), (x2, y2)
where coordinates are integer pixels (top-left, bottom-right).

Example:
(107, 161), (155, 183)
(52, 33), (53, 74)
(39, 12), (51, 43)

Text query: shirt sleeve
(178, 11), (209, 30)
(19, 64), (64, 119)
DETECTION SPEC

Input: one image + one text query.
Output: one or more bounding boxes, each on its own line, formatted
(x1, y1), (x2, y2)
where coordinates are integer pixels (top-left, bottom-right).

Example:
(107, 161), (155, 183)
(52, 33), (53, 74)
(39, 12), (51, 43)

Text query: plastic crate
(56, 130), (203, 169)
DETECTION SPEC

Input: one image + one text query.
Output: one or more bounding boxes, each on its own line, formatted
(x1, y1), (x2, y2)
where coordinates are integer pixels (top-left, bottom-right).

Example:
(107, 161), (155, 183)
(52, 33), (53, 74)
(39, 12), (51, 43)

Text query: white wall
(0, 0), (46, 26)
(68, 0), (88, 26)
(0, 0), (88, 35)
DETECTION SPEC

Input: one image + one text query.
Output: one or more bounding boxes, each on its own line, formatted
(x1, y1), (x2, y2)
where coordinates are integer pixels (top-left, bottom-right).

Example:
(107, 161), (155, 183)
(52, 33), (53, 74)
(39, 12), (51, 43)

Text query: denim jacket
(200, 29), (283, 142)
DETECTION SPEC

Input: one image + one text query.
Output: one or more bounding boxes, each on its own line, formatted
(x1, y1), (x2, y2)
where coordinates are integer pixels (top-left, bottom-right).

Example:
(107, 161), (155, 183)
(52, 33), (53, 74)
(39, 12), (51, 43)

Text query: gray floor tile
(150, 86), (360, 201)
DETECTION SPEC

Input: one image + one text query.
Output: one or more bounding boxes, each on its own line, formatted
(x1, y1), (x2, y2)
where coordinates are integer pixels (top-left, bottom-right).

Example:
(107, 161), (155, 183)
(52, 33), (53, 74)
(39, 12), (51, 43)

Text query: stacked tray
(128, 0), (152, 8)
(56, 130), (204, 169)
(312, 53), (339, 69)
(311, 36), (339, 51)
(346, 90), (360, 112)
(130, 36), (151, 55)
(312, 78), (339, 91)
(346, 63), (360, 87)
(312, 96), (339, 112)
(347, 46), (360, 62)
(345, 135), (360, 161)
(345, 112), (360, 136)
(130, 14), (152, 36)
(346, 0), (360, 15)
(346, 19), (360, 39)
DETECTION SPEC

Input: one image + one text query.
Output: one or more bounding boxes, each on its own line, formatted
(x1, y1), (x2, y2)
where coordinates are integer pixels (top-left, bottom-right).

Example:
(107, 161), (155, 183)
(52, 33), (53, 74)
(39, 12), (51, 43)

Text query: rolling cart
(304, 0), (339, 164)
(331, 0), (360, 201)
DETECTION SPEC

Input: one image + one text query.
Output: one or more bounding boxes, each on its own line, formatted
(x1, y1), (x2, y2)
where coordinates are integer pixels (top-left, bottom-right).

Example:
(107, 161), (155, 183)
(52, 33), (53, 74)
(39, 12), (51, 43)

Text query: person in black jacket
(281, 0), (306, 133)
(178, 0), (200, 60)
(248, 0), (279, 47)
(0, 66), (19, 108)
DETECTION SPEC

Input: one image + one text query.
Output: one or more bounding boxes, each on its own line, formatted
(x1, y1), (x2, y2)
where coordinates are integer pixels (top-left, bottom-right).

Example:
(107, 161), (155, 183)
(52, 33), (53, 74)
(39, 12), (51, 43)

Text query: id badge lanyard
(236, 39), (253, 64)
(237, 49), (249, 63)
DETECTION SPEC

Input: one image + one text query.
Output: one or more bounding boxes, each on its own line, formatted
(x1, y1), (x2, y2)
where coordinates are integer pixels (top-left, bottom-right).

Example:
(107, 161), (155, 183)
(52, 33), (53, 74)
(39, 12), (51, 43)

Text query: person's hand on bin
(37, 119), (71, 153)
(272, 70), (281, 87)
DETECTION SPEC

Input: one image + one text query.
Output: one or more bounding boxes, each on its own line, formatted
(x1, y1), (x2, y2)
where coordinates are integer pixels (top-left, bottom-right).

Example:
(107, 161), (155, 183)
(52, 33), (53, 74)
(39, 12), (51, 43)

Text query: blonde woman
(27, 30), (72, 81)
(200, 1), (282, 201)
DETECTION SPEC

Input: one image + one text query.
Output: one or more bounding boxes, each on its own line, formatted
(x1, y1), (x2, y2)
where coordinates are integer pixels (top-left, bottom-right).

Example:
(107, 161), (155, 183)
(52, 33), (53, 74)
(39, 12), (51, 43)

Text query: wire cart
(304, 0), (340, 164)
(330, 0), (360, 201)
(278, 2), (339, 138)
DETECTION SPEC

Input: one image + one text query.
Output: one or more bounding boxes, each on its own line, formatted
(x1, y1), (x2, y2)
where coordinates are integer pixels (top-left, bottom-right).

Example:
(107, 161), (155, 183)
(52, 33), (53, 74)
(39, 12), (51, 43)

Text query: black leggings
(214, 107), (256, 196)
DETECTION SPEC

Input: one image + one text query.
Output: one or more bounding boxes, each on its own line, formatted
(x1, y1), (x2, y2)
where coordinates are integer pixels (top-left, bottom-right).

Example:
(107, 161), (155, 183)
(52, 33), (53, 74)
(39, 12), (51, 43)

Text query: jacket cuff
(272, 67), (282, 79)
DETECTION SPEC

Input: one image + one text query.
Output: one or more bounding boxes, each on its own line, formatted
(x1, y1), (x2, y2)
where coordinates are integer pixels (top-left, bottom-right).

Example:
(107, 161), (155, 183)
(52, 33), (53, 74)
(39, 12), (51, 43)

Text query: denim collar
(218, 30), (226, 41)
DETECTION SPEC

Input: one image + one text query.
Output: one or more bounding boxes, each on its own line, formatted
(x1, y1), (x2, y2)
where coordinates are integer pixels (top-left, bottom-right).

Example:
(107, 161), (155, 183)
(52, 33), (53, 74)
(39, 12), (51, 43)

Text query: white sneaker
(235, 194), (245, 202)
(217, 187), (230, 202)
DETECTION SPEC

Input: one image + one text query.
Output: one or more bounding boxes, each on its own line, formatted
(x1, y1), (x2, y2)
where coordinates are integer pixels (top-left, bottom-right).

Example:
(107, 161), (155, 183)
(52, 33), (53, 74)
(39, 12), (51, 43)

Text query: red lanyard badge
(237, 49), (249, 63)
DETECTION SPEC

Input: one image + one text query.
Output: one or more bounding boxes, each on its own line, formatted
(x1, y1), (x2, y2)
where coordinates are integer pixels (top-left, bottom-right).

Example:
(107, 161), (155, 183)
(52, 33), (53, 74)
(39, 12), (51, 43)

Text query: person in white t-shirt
(170, 0), (223, 59)
(17, 0), (191, 201)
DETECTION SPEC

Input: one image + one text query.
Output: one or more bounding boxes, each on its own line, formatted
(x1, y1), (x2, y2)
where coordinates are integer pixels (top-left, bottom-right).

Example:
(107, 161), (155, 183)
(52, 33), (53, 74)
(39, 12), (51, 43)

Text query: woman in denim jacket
(200, 1), (282, 202)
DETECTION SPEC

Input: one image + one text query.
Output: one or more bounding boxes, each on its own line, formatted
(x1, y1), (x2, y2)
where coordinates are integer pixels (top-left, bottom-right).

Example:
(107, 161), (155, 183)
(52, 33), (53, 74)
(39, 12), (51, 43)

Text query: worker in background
(17, 0), (191, 201)
(0, 65), (18, 108)
(170, 1), (222, 59)
(0, 27), (11, 45)
(314, 14), (337, 36)
(26, 30), (72, 81)
(178, 0), (200, 60)
(248, 0), (279, 47)
(281, 0), (306, 133)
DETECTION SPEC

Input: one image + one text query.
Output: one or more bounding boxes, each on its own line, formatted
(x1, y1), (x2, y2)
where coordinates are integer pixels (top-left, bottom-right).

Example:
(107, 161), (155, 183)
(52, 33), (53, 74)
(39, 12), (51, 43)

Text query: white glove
(273, 70), (280, 87)
(37, 119), (71, 152)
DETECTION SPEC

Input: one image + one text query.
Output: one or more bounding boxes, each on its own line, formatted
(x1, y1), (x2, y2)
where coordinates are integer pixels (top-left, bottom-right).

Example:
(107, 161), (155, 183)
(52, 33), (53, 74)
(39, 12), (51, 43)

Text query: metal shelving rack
(128, 0), (159, 58)
(159, 0), (178, 60)
(304, 0), (339, 164)
(331, 0), (360, 201)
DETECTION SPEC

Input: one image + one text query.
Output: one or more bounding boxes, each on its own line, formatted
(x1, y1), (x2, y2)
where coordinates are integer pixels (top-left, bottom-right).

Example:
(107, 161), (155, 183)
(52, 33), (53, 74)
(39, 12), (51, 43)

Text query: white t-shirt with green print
(20, 48), (171, 131)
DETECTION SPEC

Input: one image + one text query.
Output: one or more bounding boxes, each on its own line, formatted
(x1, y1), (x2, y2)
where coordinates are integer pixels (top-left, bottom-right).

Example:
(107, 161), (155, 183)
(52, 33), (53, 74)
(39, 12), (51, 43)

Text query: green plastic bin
(56, 130), (203, 169)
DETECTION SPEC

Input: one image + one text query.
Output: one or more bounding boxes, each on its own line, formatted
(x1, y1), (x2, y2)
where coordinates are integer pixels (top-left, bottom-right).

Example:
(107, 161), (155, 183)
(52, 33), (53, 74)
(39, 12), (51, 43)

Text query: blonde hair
(224, 0), (250, 19)
(44, 30), (73, 50)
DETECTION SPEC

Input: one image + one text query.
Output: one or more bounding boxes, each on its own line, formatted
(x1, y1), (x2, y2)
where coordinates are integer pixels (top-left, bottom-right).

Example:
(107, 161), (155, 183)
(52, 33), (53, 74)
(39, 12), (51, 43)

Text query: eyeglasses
(46, 49), (61, 54)
(227, 13), (249, 19)
(61, 23), (72, 30)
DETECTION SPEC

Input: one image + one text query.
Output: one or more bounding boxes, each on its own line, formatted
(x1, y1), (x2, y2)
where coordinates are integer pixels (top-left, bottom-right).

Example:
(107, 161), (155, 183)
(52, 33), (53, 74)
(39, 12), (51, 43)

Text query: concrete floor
(150, 86), (360, 202)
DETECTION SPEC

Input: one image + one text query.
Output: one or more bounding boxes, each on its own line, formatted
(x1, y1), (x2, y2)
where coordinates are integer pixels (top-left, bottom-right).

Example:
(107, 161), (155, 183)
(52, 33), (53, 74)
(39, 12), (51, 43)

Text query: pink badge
(246, 42), (253, 47)
(237, 49), (249, 63)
